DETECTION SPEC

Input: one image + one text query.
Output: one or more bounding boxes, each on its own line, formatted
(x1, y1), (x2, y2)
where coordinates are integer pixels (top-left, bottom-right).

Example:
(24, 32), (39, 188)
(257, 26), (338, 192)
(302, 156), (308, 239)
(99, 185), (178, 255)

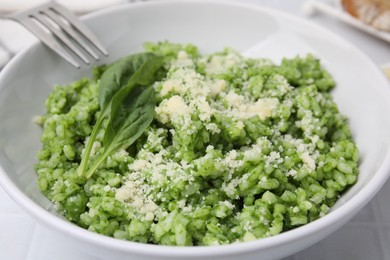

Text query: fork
(6, 2), (108, 69)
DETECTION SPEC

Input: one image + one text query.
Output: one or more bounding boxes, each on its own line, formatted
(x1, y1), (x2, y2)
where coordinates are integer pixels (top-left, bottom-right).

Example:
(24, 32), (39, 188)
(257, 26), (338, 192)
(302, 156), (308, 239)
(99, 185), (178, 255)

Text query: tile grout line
(346, 220), (390, 228)
(0, 37), (14, 56)
(368, 196), (388, 260)
(22, 223), (39, 260)
(0, 39), (12, 70)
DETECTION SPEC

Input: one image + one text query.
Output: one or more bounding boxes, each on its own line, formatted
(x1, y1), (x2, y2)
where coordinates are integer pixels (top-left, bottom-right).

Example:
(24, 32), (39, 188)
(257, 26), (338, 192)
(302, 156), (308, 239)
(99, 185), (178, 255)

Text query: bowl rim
(1, 0), (390, 257)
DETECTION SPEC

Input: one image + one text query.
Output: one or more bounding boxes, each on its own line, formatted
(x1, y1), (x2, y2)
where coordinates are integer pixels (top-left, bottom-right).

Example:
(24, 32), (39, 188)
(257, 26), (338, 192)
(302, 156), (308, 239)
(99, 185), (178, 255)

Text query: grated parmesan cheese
(155, 95), (193, 124)
(300, 152), (316, 171)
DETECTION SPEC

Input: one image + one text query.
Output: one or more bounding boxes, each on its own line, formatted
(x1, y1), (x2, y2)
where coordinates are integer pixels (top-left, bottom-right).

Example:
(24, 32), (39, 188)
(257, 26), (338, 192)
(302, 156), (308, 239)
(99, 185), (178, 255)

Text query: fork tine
(32, 12), (91, 65)
(17, 16), (81, 68)
(51, 3), (108, 56)
(42, 8), (100, 61)
(7, 2), (107, 68)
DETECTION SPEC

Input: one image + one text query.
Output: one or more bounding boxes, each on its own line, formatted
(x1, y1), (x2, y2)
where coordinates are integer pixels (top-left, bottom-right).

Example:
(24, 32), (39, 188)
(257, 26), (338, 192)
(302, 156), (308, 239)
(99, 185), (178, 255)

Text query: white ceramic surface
(303, 0), (390, 44)
(0, 0), (127, 14)
(1, 1), (390, 260)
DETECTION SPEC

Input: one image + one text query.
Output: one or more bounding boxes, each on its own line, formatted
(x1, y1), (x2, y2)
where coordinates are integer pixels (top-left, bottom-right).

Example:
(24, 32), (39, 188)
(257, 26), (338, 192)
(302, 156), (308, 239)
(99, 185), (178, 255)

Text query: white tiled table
(1, 0), (390, 259)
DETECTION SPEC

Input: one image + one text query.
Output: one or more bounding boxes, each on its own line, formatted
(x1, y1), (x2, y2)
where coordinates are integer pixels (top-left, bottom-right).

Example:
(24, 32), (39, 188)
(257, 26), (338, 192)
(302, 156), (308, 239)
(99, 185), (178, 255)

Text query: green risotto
(34, 42), (359, 246)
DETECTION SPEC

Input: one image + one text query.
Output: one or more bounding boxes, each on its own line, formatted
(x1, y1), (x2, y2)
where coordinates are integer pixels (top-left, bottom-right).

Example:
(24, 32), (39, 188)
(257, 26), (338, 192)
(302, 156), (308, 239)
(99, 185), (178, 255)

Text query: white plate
(1, 1), (390, 260)
(304, 0), (390, 44)
(336, 0), (390, 42)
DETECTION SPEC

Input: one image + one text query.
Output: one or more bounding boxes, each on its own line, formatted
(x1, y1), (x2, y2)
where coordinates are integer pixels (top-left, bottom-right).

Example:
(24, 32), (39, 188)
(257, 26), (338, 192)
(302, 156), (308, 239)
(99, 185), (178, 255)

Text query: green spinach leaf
(85, 85), (156, 178)
(77, 53), (164, 178)
(98, 53), (156, 110)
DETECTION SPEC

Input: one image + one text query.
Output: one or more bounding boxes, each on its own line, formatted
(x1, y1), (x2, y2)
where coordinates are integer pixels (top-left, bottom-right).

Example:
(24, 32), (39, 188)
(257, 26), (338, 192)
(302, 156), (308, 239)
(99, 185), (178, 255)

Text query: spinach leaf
(85, 85), (156, 178)
(98, 53), (156, 110)
(77, 53), (164, 178)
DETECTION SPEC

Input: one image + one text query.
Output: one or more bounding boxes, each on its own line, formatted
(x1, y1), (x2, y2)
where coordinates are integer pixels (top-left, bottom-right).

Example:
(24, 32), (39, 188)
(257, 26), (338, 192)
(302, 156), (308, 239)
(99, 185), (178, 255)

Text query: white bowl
(1, 1), (390, 259)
